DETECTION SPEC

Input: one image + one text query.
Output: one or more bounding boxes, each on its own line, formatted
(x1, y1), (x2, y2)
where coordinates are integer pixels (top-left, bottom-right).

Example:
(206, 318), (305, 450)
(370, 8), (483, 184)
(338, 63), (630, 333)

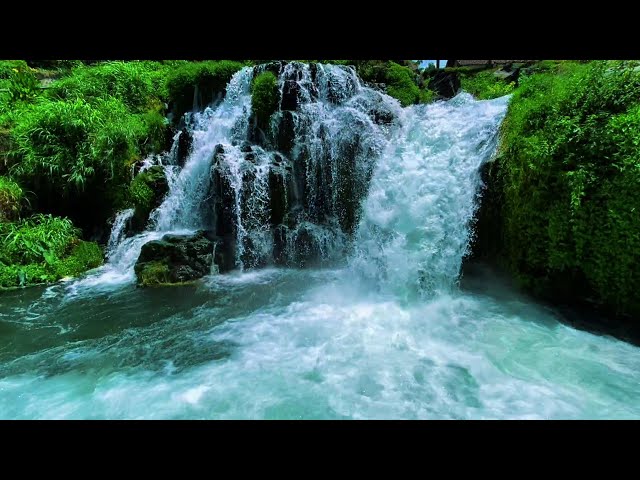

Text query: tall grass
(0, 176), (24, 221)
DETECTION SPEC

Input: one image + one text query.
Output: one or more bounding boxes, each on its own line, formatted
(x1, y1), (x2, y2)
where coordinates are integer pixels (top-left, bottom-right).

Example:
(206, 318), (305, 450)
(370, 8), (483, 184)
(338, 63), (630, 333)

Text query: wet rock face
(176, 127), (193, 167)
(428, 71), (461, 99)
(281, 80), (300, 111)
(134, 231), (233, 286)
(154, 62), (400, 272)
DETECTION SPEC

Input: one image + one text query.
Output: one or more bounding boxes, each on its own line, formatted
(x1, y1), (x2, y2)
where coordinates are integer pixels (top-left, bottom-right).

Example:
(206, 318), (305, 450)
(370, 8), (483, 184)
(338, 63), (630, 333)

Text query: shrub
(10, 97), (140, 192)
(47, 61), (167, 112)
(7, 68), (40, 103)
(0, 214), (103, 288)
(251, 71), (280, 128)
(384, 62), (422, 106)
(0, 214), (78, 265)
(460, 70), (515, 100)
(0, 61), (29, 80)
(0, 176), (24, 221)
(53, 240), (103, 278)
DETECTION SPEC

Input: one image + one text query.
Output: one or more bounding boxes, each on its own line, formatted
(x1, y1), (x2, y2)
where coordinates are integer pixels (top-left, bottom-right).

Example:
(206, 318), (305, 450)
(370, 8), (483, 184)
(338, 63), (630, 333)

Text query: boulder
(428, 71), (461, 99)
(134, 231), (233, 286)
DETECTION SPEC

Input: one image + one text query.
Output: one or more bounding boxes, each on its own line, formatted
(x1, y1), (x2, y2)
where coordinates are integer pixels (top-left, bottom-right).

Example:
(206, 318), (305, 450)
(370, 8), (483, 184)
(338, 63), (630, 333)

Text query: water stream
(1, 64), (638, 419)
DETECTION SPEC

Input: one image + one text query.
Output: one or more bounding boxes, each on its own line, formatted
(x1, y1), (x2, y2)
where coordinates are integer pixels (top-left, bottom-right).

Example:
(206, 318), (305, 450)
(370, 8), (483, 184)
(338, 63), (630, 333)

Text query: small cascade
(106, 209), (134, 259)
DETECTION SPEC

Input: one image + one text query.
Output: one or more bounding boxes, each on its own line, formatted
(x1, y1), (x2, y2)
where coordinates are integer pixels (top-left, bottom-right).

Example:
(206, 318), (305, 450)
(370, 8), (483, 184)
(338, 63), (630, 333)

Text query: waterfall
(106, 208), (134, 259)
(350, 93), (509, 296)
(101, 62), (507, 291)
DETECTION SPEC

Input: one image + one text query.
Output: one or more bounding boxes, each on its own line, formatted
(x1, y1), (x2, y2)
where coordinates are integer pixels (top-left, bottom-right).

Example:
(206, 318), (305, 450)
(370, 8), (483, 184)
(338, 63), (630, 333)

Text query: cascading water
(101, 62), (399, 278)
(106, 208), (135, 258)
(351, 93), (508, 297)
(2, 64), (640, 420)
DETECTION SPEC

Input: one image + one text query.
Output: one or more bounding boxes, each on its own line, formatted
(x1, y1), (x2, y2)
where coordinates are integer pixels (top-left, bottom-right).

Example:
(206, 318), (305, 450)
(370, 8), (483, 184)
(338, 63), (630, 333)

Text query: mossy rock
(136, 261), (172, 287)
(134, 231), (234, 287)
(128, 165), (168, 233)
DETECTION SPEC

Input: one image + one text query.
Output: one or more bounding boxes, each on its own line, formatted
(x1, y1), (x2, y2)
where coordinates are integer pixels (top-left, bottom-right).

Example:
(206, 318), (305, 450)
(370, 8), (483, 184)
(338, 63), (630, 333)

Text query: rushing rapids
(1, 63), (639, 419)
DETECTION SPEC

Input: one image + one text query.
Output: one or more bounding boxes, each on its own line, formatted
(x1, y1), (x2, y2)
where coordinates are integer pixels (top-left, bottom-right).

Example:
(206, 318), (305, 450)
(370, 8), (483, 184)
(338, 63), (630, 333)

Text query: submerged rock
(134, 231), (232, 287)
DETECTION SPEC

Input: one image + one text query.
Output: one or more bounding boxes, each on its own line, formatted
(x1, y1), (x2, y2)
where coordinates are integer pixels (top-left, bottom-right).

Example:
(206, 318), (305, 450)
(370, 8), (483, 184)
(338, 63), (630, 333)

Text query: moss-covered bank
(470, 60), (640, 319)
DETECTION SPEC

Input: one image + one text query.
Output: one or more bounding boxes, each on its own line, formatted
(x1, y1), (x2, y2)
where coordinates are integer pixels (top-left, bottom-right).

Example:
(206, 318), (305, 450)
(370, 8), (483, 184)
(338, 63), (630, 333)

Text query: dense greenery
(47, 61), (168, 112)
(251, 71), (280, 129)
(353, 61), (435, 106)
(459, 69), (515, 100)
(128, 165), (168, 230)
(483, 60), (640, 317)
(0, 214), (103, 288)
(0, 176), (24, 221)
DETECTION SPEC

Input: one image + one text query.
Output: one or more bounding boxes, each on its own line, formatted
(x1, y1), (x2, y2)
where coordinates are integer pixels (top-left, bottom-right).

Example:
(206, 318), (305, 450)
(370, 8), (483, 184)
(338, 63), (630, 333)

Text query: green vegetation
(353, 61), (435, 106)
(0, 214), (103, 288)
(0, 176), (24, 221)
(251, 71), (280, 129)
(384, 62), (424, 106)
(459, 70), (515, 100)
(483, 60), (640, 317)
(166, 60), (245, 119)
(137, 260), (171, 286)
(47, 61), (168, 112)
(128, 165), (168, 228)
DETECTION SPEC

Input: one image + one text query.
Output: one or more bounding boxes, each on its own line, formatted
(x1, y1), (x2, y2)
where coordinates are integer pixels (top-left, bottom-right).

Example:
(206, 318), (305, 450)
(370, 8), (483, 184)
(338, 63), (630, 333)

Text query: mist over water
(1, 65), (639, 419)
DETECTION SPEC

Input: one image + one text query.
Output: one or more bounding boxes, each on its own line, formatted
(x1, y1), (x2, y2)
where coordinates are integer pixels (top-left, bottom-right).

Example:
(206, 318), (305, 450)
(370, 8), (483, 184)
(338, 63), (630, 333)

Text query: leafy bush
(488, 60), (640, 316)
(384, 62), (422, 106)
(0, 61), (29, 80)
(0, 214), (103, 288)
(251, 71), (280, 128)
(0, 176), (24, 221)
(460, 70), (515, 100)
(47, 61), (167, 112)
(53, 240), (103, 278)
(10, 97), (142, 192)
(0, 214), (78, 265)
(7, 68), (40, 103)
